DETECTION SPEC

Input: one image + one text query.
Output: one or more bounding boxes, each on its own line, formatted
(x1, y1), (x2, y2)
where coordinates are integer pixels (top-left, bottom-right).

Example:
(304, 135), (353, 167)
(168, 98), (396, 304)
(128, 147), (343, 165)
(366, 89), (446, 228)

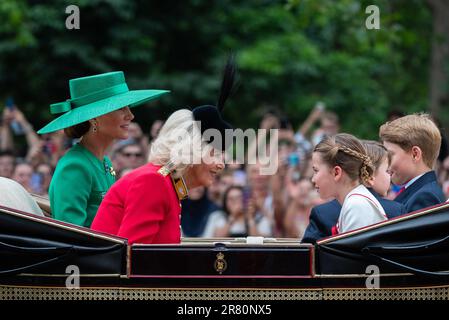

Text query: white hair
(148, 109), (214, 178)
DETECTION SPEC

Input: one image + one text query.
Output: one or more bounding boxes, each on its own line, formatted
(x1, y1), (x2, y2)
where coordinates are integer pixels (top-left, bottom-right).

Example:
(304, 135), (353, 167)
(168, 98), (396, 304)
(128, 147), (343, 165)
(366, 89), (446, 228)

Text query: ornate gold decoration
(157, 166), (171, 177)
(1, 285), (448, 300)
(214, 252), (227, 274)
(171, 176), (188, 201)
(157, 160), (176, 177)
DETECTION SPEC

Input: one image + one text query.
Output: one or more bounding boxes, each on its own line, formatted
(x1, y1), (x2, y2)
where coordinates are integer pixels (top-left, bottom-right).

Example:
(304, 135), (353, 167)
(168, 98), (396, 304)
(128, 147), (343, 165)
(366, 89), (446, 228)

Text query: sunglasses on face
(122, 152), (143, 158)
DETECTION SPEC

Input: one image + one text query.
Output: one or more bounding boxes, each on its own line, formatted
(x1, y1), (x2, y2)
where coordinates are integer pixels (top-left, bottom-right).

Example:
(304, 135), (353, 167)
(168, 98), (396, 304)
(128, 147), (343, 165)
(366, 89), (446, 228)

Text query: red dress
(91, 163), (182, 244)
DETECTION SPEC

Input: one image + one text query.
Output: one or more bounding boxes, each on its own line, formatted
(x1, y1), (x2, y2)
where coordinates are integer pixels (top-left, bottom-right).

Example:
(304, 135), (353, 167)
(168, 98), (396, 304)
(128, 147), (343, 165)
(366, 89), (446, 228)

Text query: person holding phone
(203, 186), (272, 238)
(2, 99), (42, 164)
(1, 110), (14, 152)
(5, 98), (24, 135)
(37, 71), (169, 227)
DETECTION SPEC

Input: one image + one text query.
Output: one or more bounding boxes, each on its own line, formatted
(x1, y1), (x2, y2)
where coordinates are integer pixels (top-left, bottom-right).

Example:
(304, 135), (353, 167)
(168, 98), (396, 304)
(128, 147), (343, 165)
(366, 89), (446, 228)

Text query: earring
(92, 123), (97, 133)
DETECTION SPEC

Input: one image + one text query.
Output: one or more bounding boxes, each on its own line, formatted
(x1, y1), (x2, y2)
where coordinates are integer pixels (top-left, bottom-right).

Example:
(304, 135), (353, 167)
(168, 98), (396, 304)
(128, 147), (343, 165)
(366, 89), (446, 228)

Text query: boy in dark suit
(379, 114), (445, 213)
(302, 140), (406, 243)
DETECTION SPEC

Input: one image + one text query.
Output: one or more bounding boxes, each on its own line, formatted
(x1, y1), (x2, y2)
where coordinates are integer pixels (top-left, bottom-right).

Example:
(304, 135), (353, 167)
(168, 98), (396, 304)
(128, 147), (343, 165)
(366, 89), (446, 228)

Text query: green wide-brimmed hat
(37, 71), (169, 134)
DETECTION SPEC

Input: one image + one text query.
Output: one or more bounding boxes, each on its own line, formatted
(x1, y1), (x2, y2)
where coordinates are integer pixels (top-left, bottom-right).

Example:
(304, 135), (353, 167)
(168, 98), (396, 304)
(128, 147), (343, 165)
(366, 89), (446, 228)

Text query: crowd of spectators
(1, 103), (448, 239)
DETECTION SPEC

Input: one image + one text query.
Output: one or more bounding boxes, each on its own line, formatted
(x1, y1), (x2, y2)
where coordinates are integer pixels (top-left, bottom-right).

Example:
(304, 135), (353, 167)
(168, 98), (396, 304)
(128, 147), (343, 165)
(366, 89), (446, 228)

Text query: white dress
(337, 184), (387, 234)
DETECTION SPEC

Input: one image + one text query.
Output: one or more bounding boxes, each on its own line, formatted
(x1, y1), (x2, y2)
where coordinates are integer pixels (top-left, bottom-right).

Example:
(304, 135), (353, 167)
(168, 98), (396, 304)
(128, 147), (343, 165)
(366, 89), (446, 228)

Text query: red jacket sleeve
(117, 173), (169, 244)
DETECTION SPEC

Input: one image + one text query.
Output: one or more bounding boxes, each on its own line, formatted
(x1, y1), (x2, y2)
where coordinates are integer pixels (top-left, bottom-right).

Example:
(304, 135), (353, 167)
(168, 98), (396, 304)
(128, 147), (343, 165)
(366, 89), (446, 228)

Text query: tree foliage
(0, 0), (435, 139)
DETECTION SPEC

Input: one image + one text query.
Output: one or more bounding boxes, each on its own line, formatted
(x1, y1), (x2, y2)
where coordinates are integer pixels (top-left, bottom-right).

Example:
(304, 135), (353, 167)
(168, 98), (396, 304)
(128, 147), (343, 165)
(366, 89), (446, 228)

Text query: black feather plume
(216, 55), (237, 112)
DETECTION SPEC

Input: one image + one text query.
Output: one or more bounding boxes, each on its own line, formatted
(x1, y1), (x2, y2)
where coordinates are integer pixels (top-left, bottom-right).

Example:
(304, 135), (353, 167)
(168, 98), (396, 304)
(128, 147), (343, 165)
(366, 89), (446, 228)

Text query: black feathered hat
(192, 56), (236, 151)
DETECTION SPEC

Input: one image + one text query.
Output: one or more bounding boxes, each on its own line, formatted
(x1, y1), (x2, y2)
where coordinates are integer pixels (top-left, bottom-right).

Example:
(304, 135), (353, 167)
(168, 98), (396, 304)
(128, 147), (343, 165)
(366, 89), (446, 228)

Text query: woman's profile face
(95, 107), (135, 139)
(189, 148), (225, 188)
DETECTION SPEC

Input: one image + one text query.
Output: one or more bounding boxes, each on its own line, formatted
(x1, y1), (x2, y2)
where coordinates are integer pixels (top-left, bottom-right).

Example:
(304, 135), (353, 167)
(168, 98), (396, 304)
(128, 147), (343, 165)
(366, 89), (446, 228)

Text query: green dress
(50, 143), (116, 227)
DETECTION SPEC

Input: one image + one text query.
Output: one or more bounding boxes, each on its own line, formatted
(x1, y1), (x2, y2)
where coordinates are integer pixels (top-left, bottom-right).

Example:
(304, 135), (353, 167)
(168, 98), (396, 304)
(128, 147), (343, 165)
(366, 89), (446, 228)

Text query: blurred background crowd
(1, 103), (448, 239)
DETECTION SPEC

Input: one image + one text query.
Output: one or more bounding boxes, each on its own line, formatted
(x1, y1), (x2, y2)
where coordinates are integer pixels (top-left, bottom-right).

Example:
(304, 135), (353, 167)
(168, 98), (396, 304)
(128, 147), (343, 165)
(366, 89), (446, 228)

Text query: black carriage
(1, 201), (449, 301)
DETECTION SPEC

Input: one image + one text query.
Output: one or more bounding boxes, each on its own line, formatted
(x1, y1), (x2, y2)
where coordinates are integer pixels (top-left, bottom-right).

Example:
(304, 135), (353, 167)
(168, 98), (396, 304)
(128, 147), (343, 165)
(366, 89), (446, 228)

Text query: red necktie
(331, 225), (338, 235)
(397, 186), (406, 195)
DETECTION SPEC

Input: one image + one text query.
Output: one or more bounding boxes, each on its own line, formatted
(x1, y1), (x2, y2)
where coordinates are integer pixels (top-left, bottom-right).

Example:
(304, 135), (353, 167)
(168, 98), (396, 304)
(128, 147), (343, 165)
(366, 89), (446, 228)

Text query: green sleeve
(50, 158), (92, 226)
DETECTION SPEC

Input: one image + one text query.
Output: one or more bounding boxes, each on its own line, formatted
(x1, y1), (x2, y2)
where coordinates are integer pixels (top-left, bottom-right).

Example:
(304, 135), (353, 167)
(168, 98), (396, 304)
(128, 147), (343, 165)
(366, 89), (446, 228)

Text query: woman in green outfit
(38, 71), (168, 227)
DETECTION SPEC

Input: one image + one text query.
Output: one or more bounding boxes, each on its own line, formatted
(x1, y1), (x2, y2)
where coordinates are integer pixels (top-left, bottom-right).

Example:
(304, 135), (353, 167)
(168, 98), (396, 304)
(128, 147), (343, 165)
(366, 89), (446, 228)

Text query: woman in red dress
(91, 59), (236, 244)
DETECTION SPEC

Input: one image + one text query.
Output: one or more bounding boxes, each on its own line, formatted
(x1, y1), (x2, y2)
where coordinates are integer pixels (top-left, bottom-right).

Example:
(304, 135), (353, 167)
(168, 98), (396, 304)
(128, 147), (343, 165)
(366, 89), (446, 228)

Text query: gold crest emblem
(214, 252), (227, 274)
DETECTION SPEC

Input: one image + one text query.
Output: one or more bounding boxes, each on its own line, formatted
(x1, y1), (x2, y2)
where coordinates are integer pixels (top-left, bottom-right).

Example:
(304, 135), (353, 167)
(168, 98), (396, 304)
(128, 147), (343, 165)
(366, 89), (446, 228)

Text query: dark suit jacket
(394, 171), (445, 213)
(301, 189), (407, 244)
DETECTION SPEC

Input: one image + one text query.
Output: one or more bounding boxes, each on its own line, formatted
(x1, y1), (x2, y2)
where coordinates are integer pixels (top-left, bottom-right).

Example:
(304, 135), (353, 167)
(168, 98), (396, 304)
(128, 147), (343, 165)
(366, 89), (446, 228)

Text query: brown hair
(314, 133), (374, 185)
(362, 140), (389, 170)
(64, 121), (90, 139)
(379, 113), (441, 168)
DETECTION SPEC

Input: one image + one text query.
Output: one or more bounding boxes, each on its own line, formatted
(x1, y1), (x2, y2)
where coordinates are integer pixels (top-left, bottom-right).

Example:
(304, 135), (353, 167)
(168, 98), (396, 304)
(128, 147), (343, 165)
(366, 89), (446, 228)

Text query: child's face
(311, 152), (336, 200)
(372, 157), (391, 197)
(383, 141), (414, 185)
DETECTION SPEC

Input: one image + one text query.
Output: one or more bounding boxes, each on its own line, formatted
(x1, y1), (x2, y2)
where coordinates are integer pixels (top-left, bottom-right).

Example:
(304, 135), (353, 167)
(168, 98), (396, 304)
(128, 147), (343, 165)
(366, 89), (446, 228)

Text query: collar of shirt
(404, 173), (425, 189)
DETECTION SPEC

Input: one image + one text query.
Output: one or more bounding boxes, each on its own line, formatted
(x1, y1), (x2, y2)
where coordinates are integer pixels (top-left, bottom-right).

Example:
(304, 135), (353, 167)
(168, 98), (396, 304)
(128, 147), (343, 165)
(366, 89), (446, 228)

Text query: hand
(310, 103), (325, 121)
(27, 140), (44, 161)
(246, 216), (256, 229)
(251, 190), (266, 212)
(260, 115), (280, 131)
(278, 129), (295, 141)
(11, 108), (27, 124)
(2, 108), (14, 125)
(247, 197), (257, 218)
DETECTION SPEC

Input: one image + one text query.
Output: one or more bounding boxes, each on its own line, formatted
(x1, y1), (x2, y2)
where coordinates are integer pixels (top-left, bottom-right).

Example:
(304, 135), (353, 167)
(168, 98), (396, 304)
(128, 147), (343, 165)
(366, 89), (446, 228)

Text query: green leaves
(0, 0), (434, 139)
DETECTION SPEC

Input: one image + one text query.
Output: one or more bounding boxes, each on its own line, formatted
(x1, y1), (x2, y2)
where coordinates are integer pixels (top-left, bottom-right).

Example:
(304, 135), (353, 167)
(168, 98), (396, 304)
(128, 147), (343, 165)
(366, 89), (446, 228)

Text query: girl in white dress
(311, 133), (387, 234)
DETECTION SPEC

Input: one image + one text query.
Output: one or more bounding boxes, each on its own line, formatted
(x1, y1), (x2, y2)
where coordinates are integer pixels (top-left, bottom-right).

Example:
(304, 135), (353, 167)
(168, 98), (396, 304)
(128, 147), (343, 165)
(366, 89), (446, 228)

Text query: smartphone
(288, 152), (300, 167)
(315, 101), (325, 111)
(6, 97), (14, 110)
(5, 97), (24, 135)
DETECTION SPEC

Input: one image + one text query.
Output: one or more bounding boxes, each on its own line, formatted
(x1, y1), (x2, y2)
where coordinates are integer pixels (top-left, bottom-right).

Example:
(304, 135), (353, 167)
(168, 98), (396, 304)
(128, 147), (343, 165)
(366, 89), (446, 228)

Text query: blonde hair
(379, 113), (441, 168)
(314, 133), (374, 185)
(362, 140), (389, 171)
(148, 109), (213, 178)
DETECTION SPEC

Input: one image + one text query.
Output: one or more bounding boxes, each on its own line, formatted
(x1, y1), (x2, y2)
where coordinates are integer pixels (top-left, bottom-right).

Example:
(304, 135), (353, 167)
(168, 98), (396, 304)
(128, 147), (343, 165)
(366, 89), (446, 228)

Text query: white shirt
(338, 184), (387, 234)
(202, 210), (272, 238)
(403, 173), (425, 189)
(0, 177), (44, 216)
